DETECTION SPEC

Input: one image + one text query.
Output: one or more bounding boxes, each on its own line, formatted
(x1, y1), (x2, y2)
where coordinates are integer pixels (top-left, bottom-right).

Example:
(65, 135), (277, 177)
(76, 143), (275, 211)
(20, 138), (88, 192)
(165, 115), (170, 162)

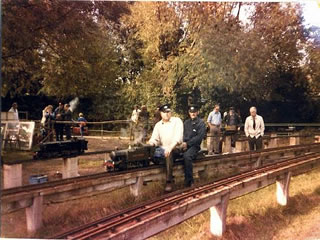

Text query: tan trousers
(165, 148), (182, 182)
(207, 125), (220, 153)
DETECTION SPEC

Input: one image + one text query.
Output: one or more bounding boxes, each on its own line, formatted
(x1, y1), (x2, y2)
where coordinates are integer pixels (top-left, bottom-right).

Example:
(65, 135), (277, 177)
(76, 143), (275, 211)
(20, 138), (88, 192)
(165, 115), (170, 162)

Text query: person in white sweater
(148, 104), (183, 192)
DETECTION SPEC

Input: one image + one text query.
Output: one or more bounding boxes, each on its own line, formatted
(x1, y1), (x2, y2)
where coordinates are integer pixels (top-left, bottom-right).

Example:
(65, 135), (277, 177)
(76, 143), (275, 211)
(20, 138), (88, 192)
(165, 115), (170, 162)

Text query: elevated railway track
(54, 151), (320, 239)
(2, 143), (320, 233)
(2, 143), (319, 207)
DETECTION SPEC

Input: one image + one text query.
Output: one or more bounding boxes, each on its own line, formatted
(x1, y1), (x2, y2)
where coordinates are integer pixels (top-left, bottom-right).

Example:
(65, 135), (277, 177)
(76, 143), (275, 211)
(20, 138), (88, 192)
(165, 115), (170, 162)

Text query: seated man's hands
(164, 148), (171, 158)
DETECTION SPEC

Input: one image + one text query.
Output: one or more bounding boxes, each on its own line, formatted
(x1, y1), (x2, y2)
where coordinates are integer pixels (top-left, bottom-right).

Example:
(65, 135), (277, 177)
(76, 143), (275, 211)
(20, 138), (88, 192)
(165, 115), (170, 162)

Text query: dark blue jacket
(183, 117), (206, 148)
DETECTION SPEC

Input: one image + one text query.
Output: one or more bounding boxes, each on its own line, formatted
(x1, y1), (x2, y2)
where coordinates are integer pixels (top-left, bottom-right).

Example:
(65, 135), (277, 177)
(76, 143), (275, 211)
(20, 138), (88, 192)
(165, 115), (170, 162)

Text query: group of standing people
(207, 105), (265, 154)
(207, 105), (242, 154)
(41, 102), (87, 141)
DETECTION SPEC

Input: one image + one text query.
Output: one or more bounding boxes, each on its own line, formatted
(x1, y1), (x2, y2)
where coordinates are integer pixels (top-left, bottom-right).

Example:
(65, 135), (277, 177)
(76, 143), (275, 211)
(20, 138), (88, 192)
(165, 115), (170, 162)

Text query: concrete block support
(223, 136), (232, 153)
(269, 133), (278, 148)
(26, 195), (43, 233)
(276, 172), (292, 206)
(130, 176), (144, 197)
(62, 157), (79, 179)
(235, 141), (247, 152)
(210, 193), (230, 237)
(3, 164), (22, 189)
(289, 136), (300, 146)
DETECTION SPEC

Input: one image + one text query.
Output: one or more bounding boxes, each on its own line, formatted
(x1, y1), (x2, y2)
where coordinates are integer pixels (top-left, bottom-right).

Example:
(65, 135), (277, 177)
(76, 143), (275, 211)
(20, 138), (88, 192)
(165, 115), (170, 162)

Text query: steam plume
(69, 97), (79, 112)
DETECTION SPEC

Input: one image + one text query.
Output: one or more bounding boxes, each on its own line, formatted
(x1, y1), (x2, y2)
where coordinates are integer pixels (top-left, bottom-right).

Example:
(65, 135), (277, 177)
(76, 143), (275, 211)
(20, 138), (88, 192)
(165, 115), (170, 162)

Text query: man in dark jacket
(223, 107), (242, 152)
(63, 104), (72, 140)
(54, 103), (65, 141)
(182, 105), (206, 187)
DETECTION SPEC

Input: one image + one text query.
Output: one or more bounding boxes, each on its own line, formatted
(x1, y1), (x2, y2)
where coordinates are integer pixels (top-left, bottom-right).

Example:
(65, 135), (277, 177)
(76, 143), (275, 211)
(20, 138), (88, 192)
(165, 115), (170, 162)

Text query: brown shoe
(165, 183), (172, 192)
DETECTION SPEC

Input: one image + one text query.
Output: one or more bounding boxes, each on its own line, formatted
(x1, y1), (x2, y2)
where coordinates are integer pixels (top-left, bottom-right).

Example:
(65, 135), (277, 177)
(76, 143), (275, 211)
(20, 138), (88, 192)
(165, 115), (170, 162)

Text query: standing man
(223, 107), (242, 152)
(182, 106), (206, 187)
(9, 102), (19, 121)
(8, 102), (19, 129)
(245, 106), (265, 151)
(131, 105), (140, 124)
(207, 104), (222, 154)
(148, 104), (183, 192)
(130, 105), (140, 141)
(153, 106), (161, 127)
(63, 104), (72, 140)
(138, 105), (150, 143)
(54, 103), (65, 141)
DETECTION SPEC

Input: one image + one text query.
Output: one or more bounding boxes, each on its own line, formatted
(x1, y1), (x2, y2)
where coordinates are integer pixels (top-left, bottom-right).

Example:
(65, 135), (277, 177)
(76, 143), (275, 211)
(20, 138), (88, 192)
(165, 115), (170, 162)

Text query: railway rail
(54, 151), (320, 240)
(2, 143), (320, 235)
(2, 143), (319, 197)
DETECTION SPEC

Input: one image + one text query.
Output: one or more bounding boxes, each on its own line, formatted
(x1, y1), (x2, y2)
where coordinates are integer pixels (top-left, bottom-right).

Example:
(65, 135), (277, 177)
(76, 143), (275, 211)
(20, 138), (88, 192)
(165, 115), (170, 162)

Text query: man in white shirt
(207, 104), (222, 154)
(131, 105), (140, 124)
(9, 102), (19, 120)
(148, 104), (183, 192)
(244, 106), (265, 151)
(130, 105), (141, 141)
(8, 102), (19, 129)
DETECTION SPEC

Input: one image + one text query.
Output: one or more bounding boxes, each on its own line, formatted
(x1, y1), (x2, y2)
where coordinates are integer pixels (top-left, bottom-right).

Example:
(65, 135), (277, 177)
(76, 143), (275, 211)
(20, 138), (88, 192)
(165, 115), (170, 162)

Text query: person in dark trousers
(182, 105), (206, 187)
(54, 103), (65, 141)
(244, 106), (265, 151)
(207, 104), (222, 154)
(63, 104), (73, 140)
(137, 105), (150, 143)
(223, 107), (242, 152)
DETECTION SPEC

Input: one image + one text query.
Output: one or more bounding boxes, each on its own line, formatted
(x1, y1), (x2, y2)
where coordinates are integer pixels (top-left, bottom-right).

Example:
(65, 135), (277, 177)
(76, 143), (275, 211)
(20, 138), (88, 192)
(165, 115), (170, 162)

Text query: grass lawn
(150, 167), (320, 240)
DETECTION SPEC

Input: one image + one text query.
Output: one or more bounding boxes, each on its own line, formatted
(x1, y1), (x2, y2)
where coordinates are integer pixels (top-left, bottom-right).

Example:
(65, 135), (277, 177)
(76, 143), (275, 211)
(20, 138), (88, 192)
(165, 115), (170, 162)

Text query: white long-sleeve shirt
(149, 117), (183, 152)
(9, 107), (19, 121)
(131, 109), (141, 123)
(244, 115), (265, 138)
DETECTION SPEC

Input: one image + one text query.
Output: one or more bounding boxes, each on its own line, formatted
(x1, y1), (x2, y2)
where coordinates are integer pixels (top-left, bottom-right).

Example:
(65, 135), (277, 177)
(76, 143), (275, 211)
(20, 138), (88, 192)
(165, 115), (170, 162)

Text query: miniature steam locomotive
(106, 144), (156, 171)
(33, 137), (88, 159)
(106, 144), (205, 171)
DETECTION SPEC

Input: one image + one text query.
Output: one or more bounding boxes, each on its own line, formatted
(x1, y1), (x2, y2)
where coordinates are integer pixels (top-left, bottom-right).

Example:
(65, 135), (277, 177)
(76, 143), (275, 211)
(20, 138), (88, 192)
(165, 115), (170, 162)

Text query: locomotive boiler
(33, 137), (88, 159)
(107, 144), (159, 171)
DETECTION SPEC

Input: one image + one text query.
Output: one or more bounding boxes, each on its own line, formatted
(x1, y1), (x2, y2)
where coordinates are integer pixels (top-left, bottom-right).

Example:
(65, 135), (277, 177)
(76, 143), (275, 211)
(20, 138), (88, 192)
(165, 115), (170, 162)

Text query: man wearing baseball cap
(148, 103), (183, 192)
(182, 105), (206, 187)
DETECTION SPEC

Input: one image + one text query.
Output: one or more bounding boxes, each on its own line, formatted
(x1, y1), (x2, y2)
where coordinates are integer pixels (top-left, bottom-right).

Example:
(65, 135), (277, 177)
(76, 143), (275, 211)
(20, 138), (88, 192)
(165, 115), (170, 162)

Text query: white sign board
(1, 121), (35, 150)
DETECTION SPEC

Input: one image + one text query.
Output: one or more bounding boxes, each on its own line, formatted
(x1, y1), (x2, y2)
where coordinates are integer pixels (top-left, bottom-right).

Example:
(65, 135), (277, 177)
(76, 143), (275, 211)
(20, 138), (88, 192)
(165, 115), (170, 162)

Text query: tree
(2, 0), (128, 99)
